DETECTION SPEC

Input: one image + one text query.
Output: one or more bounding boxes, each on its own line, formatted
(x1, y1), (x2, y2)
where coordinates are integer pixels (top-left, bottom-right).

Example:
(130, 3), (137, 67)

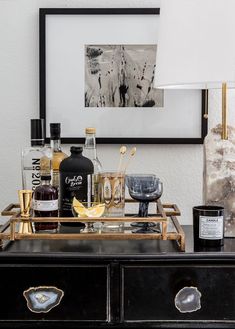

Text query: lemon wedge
(72, 197), (105, 218)
(73, 206), (89, 217)
(72, 197), (85, 208)
(87, 204), (105, 218)
(72, 198), (88, 217)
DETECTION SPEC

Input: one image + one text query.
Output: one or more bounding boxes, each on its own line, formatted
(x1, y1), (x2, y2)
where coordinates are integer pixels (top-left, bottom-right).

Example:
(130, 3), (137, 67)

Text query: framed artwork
(39, 8), (208, 144)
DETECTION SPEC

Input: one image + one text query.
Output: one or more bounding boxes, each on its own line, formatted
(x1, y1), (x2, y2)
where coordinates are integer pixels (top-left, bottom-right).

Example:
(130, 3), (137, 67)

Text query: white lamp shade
(154, 0), (235, 89)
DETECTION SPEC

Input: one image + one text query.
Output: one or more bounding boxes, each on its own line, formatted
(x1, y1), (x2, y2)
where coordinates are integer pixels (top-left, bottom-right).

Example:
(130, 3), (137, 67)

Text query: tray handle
(1, 203), (20, 216)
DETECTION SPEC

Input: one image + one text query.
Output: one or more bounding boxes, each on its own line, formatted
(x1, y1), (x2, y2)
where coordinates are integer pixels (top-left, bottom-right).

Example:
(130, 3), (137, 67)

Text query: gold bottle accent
(18, 190), (33, 234)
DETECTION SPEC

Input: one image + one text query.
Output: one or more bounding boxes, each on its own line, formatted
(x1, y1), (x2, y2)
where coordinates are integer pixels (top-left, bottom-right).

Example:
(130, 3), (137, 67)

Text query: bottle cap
(31, 119), (44, 142)
(70, 146), (83, 154)
(85, 127), (96, 134)
(41, 175), (51, 181)
(50, 123), (61, 140)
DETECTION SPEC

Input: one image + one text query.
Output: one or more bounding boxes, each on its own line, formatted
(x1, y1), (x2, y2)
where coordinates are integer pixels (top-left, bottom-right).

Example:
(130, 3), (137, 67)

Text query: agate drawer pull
(23, 286), (64, 313)
(174, 286), (202, 313)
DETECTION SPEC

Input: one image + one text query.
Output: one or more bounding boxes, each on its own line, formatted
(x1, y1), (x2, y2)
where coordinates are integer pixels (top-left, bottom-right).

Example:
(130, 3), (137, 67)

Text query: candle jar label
(199, 216), (223, 240)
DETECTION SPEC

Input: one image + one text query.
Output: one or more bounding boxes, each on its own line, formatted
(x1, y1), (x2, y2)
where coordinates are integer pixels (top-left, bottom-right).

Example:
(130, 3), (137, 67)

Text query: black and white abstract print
(85, 45), (164, 108)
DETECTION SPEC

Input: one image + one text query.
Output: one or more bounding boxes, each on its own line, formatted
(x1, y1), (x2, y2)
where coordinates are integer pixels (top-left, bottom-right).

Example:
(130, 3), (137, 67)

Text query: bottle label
(31, 158), (41, 191)
(33, 200), (58, 211)
(52, 170), (59, 188)
(59, 172), (92, 214)
(199, 216), (223, 240)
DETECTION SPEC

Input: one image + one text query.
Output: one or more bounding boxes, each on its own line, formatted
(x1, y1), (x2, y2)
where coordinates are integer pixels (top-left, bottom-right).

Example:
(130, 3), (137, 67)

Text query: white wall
(1, 0), (235, 224)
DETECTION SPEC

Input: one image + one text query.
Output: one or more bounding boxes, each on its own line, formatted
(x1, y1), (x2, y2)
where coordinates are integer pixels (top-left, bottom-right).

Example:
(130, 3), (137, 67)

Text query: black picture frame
(39, 8), (208, 144)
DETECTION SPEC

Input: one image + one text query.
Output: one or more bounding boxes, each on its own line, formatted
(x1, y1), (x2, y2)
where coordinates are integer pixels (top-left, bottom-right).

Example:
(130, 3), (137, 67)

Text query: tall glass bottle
(59, 146), (94, 226)
(50, 123), (67, 189)
(21, 119), (52, 191)
(83, 128), (102, 201)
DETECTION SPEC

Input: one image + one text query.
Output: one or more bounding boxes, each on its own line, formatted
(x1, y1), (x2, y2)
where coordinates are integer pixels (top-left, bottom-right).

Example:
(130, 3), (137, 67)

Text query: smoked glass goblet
(126, 174), (163, 233)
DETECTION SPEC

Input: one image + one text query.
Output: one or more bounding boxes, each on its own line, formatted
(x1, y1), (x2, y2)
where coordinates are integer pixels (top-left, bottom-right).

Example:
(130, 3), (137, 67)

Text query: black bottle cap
(70, 146), (83, 154)
(50, 123), (61, 140)
(31, 119), (44, 142)
(41, 175), (51, 181)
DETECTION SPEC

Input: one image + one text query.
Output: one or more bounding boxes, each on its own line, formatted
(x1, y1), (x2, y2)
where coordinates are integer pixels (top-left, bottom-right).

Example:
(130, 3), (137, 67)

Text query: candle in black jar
(193, 205), (224, 248)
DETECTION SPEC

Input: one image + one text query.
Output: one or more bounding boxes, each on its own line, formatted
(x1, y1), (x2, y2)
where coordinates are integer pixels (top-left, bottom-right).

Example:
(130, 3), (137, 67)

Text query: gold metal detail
(1, 203), (20, 216)
(18, 221), (33, 235)
(222, 82), (228, 140)
(203, 89), (209, 119)
(0, 200), (185, 251)
(18, 190), (32, 218)
(85, 127), (96, 134)
(23, 286), (64, 313)
(18, 190), (33, 234)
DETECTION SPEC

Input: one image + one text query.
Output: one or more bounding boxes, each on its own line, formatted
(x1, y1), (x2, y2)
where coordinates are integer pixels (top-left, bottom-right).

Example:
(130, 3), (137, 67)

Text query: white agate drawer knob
(174, 286), (201, 313)
(23, 286), (64, 313)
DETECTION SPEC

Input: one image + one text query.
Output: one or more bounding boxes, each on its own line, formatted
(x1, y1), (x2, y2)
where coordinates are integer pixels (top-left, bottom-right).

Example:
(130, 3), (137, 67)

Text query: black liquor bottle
(59, 146), (94, 226)
(33, 175), (58, 232)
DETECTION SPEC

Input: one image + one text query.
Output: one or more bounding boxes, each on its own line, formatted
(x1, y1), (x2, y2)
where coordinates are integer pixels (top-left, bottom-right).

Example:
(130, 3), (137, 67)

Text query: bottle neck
(84, 133), (97, 158)
(31, 139), (45, 147)
(50, 139), (62, 152)
(71, 152), (82, 157)
(41, 179), (51, 186)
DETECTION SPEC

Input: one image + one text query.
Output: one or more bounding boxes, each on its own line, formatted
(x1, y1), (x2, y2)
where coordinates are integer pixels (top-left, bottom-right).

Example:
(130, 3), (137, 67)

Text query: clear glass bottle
(50, 123), (67, 189)
(59, 146), (94, 226)
(33, 175), (58, 232)
(21, 119), (52, 191)
(83, 128), (102, 201)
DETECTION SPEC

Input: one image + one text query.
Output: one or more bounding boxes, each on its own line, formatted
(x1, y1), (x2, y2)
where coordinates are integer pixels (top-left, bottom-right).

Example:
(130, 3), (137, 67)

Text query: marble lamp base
(203, 124), (235, 237)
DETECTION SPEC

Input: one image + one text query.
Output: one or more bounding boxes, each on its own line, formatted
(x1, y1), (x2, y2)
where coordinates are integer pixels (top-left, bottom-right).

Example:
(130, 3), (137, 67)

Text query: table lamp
(154, 0), (235, 236)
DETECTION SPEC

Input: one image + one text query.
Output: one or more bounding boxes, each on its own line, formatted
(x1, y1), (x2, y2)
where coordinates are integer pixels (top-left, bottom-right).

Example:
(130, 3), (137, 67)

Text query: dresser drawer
(0, 264), (109, 321)
(121, 264), (235, 322)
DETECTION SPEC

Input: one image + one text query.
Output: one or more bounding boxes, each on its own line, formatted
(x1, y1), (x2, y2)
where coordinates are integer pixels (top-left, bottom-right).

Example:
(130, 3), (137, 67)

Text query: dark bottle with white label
(59, 146), (94, 226)
(193, 205), (224, 248)
(33, 175), (58, 232)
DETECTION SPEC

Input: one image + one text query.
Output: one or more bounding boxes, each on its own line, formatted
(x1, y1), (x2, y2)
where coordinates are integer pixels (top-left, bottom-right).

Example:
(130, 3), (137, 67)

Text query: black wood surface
(122, 265), (235, 321)
(0, 265), (108, 321)
(1, 226), (235, 260)
(0, 226), (235, 328)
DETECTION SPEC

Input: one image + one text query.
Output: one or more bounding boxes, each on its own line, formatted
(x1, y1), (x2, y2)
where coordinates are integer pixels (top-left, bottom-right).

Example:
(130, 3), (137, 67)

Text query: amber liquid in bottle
(50, 123), (67, 189)
(33, 175), (59, 232)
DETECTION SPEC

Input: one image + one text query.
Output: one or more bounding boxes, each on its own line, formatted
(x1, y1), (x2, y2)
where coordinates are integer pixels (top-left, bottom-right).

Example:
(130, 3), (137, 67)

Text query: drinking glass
(98, 171), (125, 230)
(126, 174), (163, 233)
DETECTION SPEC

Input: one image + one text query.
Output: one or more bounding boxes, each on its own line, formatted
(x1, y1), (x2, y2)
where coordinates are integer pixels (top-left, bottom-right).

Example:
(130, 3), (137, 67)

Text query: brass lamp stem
(222, 82), (228, 140)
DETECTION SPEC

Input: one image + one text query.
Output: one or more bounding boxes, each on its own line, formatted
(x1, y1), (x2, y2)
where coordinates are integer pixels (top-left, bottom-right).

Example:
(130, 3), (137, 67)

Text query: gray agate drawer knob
(174, 286), (201, 313)
(23, 286), (64, 313)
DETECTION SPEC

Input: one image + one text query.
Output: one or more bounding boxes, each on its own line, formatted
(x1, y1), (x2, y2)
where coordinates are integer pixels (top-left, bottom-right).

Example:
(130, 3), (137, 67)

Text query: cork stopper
(85, 127), (96, 134)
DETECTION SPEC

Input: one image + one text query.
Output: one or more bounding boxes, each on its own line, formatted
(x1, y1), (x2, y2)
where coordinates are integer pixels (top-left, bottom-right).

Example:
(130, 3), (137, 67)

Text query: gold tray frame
(0, 200), (185, 251)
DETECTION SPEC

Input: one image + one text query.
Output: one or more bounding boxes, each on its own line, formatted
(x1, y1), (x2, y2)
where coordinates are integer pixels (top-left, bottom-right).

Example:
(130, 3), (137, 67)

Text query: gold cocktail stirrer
(122, 147), (137, 173)
(117, 145), (127, 173)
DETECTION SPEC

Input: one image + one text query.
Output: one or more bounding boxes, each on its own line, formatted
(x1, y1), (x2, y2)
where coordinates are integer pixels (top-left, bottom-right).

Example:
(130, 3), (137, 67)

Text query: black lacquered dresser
(0, 226), (235, 328)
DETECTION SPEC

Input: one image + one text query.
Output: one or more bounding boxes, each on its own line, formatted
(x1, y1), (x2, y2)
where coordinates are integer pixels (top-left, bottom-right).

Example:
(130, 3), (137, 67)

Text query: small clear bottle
(83, 128), (102, 201)
(33, 175), (59, 232)
(21, 119), (52, 191)
(50, 123), (67, 189)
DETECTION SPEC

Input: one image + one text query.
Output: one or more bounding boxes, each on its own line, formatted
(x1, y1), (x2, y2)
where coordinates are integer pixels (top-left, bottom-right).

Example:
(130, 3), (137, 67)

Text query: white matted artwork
(40, 8), (207, 143)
